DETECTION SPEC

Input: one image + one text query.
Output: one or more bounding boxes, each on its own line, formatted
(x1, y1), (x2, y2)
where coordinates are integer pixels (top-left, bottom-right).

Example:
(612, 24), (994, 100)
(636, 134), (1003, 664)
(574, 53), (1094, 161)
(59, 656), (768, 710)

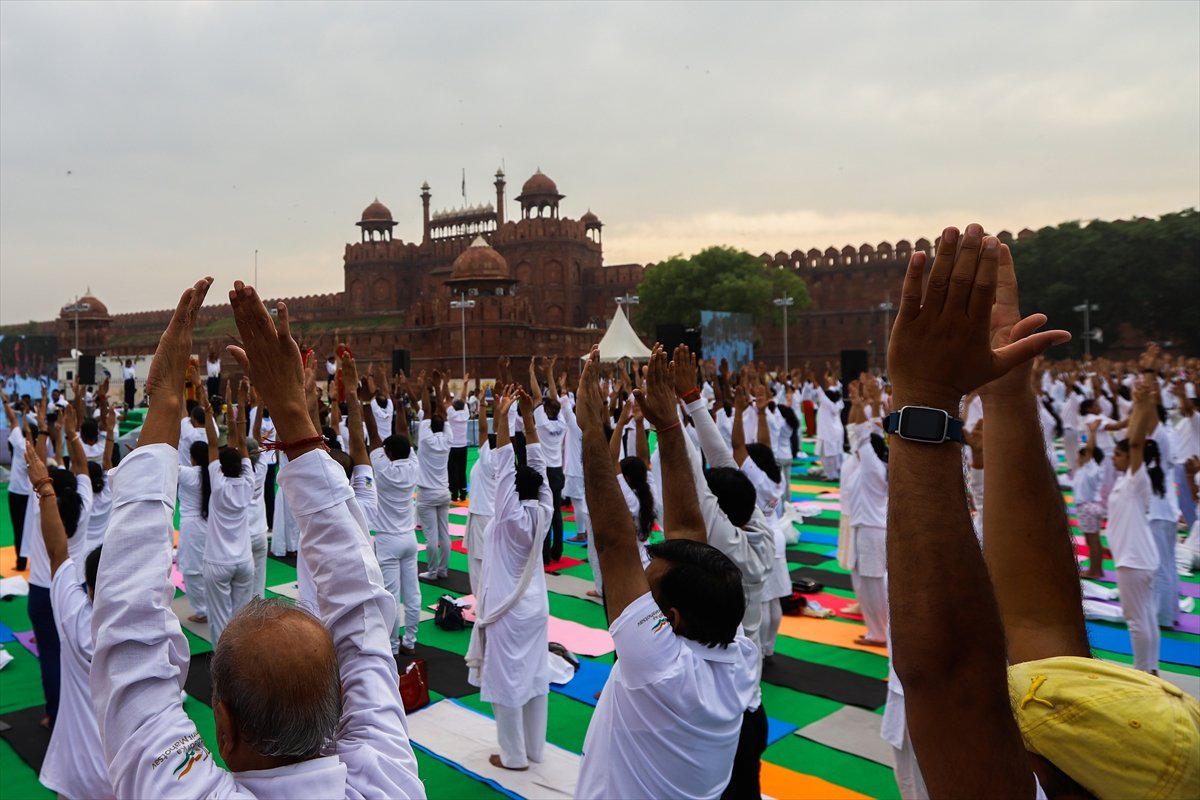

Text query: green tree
(1010, 209), (1200, 357)
(632, 246), (809, 333)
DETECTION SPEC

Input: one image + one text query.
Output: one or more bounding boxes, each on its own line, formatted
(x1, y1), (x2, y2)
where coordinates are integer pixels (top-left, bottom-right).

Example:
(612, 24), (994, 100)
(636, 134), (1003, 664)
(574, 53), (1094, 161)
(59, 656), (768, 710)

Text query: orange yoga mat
(777, 614), (889, 656)
(0, 546), (29, 579)
(761, 761), (871, 800)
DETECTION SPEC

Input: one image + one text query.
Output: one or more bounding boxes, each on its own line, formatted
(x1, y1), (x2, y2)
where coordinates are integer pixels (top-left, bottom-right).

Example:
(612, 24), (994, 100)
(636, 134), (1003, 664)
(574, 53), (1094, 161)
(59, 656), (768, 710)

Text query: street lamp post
(773, 294), (794, 373)
(63, 298), (92, 356)
(614, 293), (640, 312)
(449, 293), (476, 378)
(1072, 300), (1101, 358)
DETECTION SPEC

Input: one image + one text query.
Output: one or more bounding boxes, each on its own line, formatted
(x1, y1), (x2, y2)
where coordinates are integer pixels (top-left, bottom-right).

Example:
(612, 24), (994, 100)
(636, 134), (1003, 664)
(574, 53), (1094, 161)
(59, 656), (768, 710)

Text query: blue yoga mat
(800, 531), (838, 547)
(552, 661), (797, 745)
(0, 623), (14, 644)
(1085, 623), (1200, 667)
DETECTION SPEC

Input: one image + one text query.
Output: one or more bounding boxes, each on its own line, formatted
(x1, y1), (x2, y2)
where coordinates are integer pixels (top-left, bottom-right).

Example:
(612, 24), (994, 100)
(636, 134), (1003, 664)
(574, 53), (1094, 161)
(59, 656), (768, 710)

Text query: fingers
(993, 244), (1019, 314)
(993, 328), (1072, 376)
(966, 235), (1001, 321)
(945, 224), (984, 314)
(227, 345), (250, 375)
(921, 226), (959, 314)
(896, 251), (927, 322)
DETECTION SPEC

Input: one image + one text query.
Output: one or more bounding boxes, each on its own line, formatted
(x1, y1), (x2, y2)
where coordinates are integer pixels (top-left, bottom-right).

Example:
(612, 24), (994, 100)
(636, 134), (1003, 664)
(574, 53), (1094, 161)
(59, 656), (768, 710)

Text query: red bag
(399, 659), (429, 713)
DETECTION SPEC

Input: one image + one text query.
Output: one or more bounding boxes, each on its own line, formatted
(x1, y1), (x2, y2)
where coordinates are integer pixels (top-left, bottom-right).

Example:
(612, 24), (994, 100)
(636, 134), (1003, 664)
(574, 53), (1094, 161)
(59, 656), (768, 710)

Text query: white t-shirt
(82, 434), (105, 462)
(122, 365), (136, 381)
(415, 420), (451, 503)
(370, 448), (418, 534)
(371, 398), (395, 439)
(575, 592), (758, 800)
(178, 465), (204, 518)
(7, 426), (30, 494)
(447, 406), (470, 448)
(533, 405), (566, 469)
(27, 476), (94, 588)
(86, 473), (113, 555)
(1172, 413), (1200, 464)
(178, 418), (207, 467)
(1072, 460), (1103, 506)
(41, 560), (110, 800)
(206, 358), (221, 379)
(841, 424), (888, 530)
(468, 442), (497, 518)
(204, 459), (254, 565)
(1106, 464), (1158, 570)
(714, 407), (735, 450)
(250, 407), (278, 465)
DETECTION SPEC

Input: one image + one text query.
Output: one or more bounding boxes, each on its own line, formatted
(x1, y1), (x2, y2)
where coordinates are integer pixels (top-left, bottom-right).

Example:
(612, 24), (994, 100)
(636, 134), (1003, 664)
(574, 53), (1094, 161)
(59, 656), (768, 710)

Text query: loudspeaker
(391, 349), (411, 376)
(78, 355), (97, 385)
(655, 324), (685, 353)
(839, 349), (869, 388)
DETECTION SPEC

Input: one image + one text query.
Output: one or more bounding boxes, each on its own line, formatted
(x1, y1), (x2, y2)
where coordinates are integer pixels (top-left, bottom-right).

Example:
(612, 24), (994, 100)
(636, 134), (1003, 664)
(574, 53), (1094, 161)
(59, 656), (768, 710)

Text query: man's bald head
(210, 597), (341, 763)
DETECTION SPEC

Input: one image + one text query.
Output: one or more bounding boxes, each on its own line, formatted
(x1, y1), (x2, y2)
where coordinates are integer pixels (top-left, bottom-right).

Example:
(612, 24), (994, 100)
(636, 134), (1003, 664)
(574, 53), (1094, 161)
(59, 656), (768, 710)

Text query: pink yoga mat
(810, 593), (864, 621)
(14, 629), (37, 658)
(453, 595), (615, 656)
(170, 565), (187, 593)
(447, 523), (467, 538)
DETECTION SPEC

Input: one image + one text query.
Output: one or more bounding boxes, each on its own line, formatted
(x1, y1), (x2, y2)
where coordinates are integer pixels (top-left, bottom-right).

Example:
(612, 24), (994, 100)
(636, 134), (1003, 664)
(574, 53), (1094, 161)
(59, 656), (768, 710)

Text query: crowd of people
(1, 224), (1198, 799)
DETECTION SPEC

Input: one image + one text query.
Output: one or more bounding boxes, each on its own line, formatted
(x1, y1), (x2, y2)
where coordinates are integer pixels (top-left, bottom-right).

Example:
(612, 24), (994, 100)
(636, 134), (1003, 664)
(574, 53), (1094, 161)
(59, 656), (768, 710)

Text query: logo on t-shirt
(151, 732), (208, 778)
(173, 746), (207, 779)
(637, 608), (670, 633)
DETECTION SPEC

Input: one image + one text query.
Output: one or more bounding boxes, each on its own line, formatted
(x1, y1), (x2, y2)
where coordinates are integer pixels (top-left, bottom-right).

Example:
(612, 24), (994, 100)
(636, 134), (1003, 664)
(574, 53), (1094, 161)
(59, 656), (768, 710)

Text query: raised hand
(733, 383), (749, 414)
(890, 225), (1070, 410)
(575, 346), (608, 433)
(63, 401), (78, 436)
(633, 346), (679, 430)
(140, 277), (213, 447)
(671, 344), (698, 398)
(226, 281), (316, 449)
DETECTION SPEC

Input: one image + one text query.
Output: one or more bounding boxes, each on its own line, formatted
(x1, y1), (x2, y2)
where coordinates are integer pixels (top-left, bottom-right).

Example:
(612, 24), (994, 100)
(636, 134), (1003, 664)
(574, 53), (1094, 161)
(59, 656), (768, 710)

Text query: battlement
(758, 229), (1035, 271)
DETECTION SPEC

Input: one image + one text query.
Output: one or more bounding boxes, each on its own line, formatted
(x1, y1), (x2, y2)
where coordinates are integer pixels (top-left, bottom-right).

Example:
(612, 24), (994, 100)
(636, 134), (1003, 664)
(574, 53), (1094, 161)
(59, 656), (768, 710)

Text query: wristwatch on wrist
(884, 406), (965, 444)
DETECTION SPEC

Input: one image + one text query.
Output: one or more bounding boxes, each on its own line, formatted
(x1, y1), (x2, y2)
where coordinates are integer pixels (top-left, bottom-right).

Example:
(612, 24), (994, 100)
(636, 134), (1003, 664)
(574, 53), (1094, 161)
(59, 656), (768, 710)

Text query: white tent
(584, 305), (652, 362)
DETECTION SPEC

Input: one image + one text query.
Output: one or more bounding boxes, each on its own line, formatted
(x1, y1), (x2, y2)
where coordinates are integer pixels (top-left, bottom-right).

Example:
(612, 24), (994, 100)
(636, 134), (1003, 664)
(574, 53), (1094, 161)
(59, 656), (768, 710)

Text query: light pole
(63, 298), (91, 355)
(449, 292), (476, 378)
(614, 293), (639, 313)
(1072, 300), (1101, 358)
(773, 294), (794, 373)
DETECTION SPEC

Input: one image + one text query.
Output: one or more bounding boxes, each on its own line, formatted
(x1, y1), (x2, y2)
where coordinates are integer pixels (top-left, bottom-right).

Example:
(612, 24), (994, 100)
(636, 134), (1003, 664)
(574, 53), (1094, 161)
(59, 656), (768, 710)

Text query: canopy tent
(582, 305), (652, 362)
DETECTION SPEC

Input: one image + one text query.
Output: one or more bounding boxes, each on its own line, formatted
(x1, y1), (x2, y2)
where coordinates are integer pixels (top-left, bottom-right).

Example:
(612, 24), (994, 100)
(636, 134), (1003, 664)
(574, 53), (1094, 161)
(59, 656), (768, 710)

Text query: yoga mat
(398, 643), (476, 698)
(0, 547), (28, 578)
(448, 523), (467, 538)
(449, 595), (615, 657)
(795, 706), (895, 767)
(0, 576), (29, 598)
(785, 550), (834, 566)
(777, 615), (889, 657)
(798, 531), (839, 547)
(809, 593), (864, 621)
(419, 569), (473, 596)
(171, 595), (211, 642)
(765, 716), (800, 747)
(790, 566), (854, 593)
(0, 705), (52, 773)
(761, 653), (887, 710)
(13, 630), (37, 658)
(184, 652), (214, 707)
(544, 555), (587, 573)
(0, 624), (13, 644)
(544, 573), (602, 605)
(171, 564), (187, 593)
(269, 552), (298, 569)
(1090, 601), (1200, 635)
(1085, 623), (1200, 667)
(267, 582), (435, 623)
(760, 760), (871, 800)
(406, 700), (579, 799)
(1088, 570), (1200, 599)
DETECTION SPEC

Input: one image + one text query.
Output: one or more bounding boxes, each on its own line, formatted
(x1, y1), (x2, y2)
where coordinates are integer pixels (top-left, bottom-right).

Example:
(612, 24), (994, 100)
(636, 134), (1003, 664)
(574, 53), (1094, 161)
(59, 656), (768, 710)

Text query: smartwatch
(884, 406), (965, 444)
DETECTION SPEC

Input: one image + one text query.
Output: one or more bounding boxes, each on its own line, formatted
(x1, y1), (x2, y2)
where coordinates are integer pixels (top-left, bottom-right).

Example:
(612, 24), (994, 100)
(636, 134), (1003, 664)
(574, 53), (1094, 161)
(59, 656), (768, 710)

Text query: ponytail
(1144, 439), (1166, 498)
(620, 457), (656, 542)
(200, 464), (212, 521)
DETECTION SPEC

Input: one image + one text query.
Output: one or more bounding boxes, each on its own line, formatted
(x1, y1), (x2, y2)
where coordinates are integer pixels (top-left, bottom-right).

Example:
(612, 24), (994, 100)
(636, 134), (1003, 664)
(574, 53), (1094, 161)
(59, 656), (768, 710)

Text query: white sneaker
(418, 570), (439, 581)
(1180, 596), (1195, 614)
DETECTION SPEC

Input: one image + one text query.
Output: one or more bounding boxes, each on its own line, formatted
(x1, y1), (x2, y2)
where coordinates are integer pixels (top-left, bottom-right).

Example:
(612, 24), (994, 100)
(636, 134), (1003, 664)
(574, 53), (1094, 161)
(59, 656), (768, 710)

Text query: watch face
(899, 407), (948, 442)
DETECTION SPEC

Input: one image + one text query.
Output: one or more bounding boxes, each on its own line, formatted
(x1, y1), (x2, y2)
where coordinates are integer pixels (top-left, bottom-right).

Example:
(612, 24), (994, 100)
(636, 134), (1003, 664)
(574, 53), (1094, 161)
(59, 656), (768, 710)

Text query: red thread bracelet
(656, 419), (682, 434)
(681, 388), (702, 404)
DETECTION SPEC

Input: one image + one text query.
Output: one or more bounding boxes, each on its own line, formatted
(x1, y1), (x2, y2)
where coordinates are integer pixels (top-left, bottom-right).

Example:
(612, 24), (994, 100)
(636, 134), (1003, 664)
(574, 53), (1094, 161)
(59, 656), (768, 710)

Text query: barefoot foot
(489, 754), (528, 771)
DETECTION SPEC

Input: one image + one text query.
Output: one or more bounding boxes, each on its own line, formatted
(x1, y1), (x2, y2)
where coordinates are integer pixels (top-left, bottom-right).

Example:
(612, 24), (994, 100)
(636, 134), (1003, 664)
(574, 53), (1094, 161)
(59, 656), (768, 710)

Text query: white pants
(1150, 519), (1179, 627)
(418, 502), (450, 576)
(1116, 566), (1159, 672)
(466, 513), (492, 597)
(376, 531), (420, 652)
(178, 515), (207, 616)
(251, 529), (267, 598)
(893, 722), (928, 799)
(851, 572), (889, 642)
(1178, 522), (1200, 574)
(761, 598), (782, 657)
(821, 450), (842, 481)
(969, 467), (985, 515)
(493, 693), (548, 769)
(204, 559), (255, 645)
(1062, 428), (1079, 474)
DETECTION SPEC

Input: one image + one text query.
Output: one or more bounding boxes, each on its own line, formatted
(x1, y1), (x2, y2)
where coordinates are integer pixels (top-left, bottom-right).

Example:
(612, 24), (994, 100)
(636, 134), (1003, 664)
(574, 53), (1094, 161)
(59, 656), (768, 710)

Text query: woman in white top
(1144, 434), (1180, 628)
(466, 386), (552, 772)
(26, 440), (112, 800)
(815, 375), (845, 481)
(82, 408), (118, 563)
(1106, 379), (1161, 673)
(178, 439), (210, 623)
(199, 392), (256, 644)
(1074, 419), (1107, 579)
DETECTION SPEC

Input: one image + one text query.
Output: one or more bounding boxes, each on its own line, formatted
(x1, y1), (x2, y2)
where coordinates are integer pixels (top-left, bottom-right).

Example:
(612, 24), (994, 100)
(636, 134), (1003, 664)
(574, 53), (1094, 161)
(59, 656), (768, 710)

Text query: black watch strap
(884, 409), (966, 444)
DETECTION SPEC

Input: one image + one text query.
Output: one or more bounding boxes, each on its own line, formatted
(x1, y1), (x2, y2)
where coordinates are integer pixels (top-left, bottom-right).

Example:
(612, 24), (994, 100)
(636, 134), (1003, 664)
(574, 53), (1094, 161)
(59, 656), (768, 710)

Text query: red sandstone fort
(8, 168), (1041, 380)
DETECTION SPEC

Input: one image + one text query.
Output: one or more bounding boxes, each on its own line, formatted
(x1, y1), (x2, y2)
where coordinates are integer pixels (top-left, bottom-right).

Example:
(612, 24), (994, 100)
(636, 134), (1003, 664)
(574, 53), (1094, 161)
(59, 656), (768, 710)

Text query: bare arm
(102, 407), (116, 470)
(609, 400), (632, 469)
(633, 403), (649, 468)
(62, 405), (88, 477)
(202, 397), (219, 464)
(731, 386), (749, 467)
(1125, 377), (1156, 474)
(340, 351), (369, 467)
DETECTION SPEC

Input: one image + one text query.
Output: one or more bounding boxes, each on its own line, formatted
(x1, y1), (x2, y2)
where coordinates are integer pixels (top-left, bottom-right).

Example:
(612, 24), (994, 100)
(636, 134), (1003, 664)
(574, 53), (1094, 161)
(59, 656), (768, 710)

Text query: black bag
(548, 642), (580, 672)
(434, 595), (465, 631)
(792, 577), (823, 595)
(780, 592), (809, 616)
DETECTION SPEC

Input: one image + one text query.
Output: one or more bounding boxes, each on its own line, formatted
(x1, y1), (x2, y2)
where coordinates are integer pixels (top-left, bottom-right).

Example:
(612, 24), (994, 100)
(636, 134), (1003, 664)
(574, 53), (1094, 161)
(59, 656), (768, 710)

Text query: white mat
(795, 705), (895, 768)
(0, 575), (30, 598)
(544, 573), (602, 605)
(171, 595), (211, 642)
(406, 699), (579, 799)
(268, 582), (434, 622)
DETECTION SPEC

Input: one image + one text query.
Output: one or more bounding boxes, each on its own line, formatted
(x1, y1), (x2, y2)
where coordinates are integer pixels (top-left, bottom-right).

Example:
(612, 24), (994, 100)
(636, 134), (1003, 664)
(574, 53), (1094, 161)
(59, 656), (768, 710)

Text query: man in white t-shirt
(574, 346), (757, 800)
(2, 390), (33, 571)
(416, 372), (453, 580)
(530, 357), (567, 563)
(447, 375), (471, 502)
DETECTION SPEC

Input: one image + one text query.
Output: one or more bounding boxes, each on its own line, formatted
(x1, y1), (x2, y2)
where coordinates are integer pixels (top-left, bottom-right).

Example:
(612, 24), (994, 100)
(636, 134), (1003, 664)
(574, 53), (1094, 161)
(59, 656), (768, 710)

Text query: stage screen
(700, 310), (754, 368)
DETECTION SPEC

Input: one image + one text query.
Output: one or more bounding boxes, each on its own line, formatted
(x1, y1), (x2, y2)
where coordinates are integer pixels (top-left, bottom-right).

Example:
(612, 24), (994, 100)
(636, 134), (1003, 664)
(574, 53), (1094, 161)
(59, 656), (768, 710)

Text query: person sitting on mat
(90, 278), (425, 799)
(886, 225), (1198, 800)
(575, 345), (758, 800)
(26, 440), (112, 800)
(465, 384), (552, 772)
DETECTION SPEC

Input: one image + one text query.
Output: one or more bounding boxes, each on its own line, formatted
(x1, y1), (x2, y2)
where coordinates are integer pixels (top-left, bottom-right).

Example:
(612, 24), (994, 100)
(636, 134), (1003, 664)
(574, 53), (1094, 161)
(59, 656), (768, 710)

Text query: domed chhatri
(357, 197), (398, 242)
(516, 168), (565, 220)
(520, 169), (559, 197)
(360, 198), (394, 223)
(62, 293), (109, 319)
(449, 236), (511, 283)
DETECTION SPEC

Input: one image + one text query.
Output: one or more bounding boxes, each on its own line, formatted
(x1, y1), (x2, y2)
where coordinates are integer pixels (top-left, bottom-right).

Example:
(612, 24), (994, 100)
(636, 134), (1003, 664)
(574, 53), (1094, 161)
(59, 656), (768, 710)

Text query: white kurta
(815, 390), (844, 457)
(474, 442), (551, 708)
(90, 444), (426, 799)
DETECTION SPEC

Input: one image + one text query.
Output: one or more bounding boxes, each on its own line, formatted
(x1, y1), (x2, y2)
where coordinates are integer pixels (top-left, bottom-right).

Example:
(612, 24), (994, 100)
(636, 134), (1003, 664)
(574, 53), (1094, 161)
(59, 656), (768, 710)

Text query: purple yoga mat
(1087, 569), (1200, 599)
(14, 629), (38, 658)
(1093, 600), (1200, 634)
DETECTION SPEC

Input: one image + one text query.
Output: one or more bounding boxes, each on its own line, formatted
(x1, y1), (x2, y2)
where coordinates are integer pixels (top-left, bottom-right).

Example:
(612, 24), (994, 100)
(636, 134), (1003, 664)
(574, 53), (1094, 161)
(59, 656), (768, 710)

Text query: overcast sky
(1, 0), (1197, 324)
